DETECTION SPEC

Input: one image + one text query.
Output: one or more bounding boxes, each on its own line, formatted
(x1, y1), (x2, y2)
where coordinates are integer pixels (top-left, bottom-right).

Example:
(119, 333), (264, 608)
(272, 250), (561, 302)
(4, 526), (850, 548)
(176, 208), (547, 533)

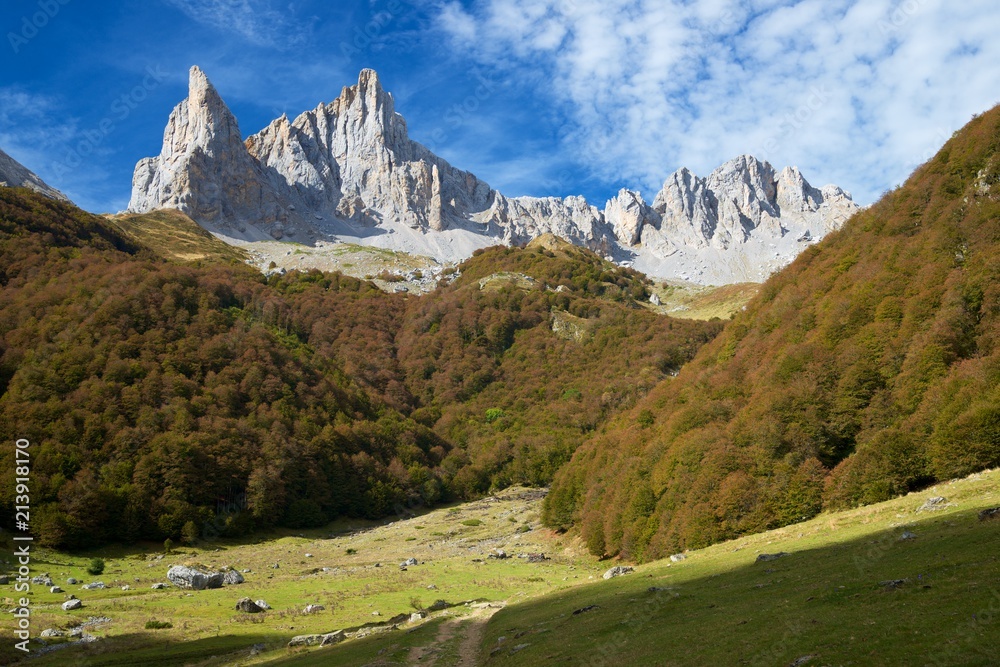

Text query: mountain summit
(128, 67), (858, 284)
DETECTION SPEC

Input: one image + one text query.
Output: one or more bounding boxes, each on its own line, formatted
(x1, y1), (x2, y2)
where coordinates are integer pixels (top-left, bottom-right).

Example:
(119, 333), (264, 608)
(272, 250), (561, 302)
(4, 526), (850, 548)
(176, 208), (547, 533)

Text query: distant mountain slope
(0, 146), (68, 202)
(127, 66), (857, 284)
(545, 104), (1000, 560)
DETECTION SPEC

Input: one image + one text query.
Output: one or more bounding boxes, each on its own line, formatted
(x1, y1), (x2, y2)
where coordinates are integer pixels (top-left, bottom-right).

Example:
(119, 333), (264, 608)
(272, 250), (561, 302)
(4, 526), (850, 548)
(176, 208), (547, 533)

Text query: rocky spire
(129, 66), (282, 232)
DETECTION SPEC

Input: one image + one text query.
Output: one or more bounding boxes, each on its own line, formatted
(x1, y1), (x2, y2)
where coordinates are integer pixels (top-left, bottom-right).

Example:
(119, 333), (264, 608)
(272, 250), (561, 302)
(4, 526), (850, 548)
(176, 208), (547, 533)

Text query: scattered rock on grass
(755, 553), (789, 563)
(573, 605), (600, 615)
(82, 582), (105, 590)
(979, 507), (1000, 521)
(670, 554), (687, 562)
(899, 530), (917, 541)
(40, 628), (64, 638)
(151, 583), (168, 590)
(321, 630), (345, 646)
(303, 604), (325, 614)
(222, 569), (245, 585)
(50, 586), (63, 594)
(235, 597), (263, 613)
(288, 634), (324, 647)
(603, 566), (634, 580)
(917, 497), (950, 512)
(879, 579), (907, 590)
(255, 599), (271, 610)
(0, 576), (8, 585)
(66, 578), (78, 585)
(288, 630), (343, 647)
(62, 599), (83, 611)
(789, 656), (815, 666)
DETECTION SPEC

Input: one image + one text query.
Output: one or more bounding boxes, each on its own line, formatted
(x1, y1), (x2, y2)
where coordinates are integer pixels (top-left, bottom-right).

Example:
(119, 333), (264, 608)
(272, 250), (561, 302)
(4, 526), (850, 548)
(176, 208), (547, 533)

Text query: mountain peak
(128, 66), (857, 283)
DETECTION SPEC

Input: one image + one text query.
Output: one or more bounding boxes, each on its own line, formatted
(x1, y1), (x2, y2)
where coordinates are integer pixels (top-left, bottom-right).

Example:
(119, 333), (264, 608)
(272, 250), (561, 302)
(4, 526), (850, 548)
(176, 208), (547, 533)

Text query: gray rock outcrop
(166, 565), (224, 590)
(602, 566), (634, 580)
(222, 569), (244, 585)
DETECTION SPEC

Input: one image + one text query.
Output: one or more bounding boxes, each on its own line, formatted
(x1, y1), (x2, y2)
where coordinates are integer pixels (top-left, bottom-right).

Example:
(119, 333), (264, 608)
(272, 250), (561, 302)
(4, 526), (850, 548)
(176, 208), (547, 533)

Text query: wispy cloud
(0, 87), (126, 212)
(432, 0), (1000, 204)
(163, 0), (315, 48)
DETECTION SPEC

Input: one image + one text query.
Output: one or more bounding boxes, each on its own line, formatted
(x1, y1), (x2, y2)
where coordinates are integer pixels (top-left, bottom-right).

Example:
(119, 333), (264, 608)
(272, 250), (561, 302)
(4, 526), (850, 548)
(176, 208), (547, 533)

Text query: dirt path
(407, 604), (504, 667)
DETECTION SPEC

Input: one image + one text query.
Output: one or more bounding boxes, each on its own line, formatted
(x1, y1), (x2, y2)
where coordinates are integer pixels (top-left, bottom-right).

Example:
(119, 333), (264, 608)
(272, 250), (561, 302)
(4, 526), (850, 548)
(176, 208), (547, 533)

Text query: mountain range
(126, 67), (859, 284)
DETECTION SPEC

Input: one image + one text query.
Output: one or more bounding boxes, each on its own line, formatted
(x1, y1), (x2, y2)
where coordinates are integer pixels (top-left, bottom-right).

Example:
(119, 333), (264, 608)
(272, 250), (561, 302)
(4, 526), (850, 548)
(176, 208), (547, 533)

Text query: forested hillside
(545, 105), (1000, 561)
(0, 190), (718, 548)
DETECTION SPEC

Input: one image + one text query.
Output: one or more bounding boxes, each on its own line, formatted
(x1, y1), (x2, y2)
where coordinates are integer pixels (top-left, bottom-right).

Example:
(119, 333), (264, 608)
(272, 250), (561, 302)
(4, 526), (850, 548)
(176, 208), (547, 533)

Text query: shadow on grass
(9, 632), (288, 667)
(471, 508), (1000, 666)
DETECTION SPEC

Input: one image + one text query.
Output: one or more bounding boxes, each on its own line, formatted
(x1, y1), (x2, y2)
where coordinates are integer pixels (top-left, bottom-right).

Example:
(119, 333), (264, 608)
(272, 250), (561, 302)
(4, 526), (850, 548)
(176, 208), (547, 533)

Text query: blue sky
(1, 0), (999, 213)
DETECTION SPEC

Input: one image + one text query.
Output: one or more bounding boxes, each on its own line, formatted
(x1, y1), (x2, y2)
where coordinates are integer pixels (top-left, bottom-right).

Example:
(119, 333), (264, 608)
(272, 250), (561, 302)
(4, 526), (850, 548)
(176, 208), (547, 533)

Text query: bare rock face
(627, 156), (860, 283)
(604, 189), (656, 246)
(0, 147), (69, 201)
(477, 193), (615, 253)
(129, 66), (859, 284)
(651, 168), (716, 249)
(129, 67), (285, 237)
(639, 157), (859, 252)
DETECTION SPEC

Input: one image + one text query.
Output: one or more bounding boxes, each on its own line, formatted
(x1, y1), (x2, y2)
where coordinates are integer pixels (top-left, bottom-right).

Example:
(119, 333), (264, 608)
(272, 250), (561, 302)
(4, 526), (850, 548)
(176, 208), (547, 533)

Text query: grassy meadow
(6, 470), (999, 666)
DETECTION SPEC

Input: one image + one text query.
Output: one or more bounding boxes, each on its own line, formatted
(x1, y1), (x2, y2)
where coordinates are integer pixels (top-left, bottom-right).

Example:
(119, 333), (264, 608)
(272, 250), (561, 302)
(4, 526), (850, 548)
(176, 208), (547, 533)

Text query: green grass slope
(546, 105), (1000, 560)
(483, 469), (1000, 666)
(0, 486), (602, 666)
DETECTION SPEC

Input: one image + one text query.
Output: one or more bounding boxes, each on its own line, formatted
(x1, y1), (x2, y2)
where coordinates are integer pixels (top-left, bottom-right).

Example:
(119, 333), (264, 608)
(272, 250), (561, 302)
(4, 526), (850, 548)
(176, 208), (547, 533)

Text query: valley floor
(5, 470), (999, 666)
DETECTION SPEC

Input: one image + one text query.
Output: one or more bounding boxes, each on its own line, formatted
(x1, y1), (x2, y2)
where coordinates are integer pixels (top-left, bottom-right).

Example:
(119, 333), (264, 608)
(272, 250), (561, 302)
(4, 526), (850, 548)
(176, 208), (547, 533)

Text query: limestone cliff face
(0, 146), (68, 202)
(129, 67), (283, 234)
(129, 66), (859, 283)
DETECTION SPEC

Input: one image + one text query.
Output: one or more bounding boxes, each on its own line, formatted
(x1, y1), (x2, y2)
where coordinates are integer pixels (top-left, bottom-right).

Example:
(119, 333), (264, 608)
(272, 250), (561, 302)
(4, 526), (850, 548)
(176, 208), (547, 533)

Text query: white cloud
(432, 0), (1000, 203)
(163, 0), (313, 48)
